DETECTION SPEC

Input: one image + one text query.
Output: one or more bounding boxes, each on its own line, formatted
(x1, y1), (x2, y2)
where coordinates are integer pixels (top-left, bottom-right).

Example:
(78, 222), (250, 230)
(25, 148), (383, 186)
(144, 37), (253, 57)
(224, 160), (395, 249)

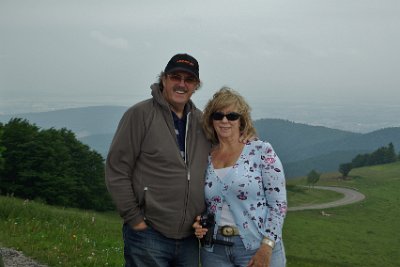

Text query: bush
(0, 118), (113, 211)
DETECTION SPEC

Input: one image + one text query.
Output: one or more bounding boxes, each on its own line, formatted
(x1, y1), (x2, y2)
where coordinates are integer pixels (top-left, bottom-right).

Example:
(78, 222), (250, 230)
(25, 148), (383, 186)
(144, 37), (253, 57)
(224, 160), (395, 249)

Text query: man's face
(162, 71), (199, 114)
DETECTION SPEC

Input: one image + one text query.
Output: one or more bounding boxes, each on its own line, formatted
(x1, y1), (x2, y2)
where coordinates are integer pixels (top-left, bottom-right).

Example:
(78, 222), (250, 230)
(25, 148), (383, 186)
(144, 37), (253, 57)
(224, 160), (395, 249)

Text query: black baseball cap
(164, 53), (199, 79)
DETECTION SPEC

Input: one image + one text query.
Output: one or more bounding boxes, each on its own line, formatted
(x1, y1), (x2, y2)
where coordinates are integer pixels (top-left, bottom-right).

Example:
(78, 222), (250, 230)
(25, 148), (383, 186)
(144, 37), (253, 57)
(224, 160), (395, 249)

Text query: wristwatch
(261, 237), (275, 248)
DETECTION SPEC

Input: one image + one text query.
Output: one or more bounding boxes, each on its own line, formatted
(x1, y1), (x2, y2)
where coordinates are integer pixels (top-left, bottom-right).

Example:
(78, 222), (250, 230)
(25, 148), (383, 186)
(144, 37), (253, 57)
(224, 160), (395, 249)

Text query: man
(105, 53), (210, 267)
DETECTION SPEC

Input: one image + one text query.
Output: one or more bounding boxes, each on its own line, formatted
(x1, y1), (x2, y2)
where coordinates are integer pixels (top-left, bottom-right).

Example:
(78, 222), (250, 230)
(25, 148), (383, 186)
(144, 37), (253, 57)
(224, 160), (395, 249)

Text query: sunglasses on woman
(211, 112), (241, 121)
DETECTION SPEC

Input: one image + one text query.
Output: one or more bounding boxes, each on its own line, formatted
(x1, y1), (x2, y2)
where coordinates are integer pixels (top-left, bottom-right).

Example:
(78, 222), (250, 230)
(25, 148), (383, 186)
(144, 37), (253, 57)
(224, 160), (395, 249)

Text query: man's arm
(105, 109), (146, 228)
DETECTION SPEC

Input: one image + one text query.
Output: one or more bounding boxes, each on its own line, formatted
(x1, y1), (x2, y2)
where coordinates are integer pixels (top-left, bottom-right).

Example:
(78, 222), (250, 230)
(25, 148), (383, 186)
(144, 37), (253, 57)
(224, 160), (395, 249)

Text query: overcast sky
(1, 0), (399, 117)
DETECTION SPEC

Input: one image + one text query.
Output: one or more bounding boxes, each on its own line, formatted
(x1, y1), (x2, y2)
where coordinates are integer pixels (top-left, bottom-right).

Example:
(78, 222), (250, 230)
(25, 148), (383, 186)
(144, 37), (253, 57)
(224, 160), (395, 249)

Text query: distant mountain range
(1, 106), (399, 178)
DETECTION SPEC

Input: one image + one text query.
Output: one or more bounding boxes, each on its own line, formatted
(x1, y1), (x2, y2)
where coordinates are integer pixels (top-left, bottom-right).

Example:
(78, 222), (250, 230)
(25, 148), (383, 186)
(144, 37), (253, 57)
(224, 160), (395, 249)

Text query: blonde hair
(202, 87), (257, 144)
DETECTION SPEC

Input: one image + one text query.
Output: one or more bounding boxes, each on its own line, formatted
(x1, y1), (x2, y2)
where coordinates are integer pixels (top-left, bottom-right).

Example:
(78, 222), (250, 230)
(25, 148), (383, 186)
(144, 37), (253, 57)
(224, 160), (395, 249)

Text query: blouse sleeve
(260, 142), (287, 242)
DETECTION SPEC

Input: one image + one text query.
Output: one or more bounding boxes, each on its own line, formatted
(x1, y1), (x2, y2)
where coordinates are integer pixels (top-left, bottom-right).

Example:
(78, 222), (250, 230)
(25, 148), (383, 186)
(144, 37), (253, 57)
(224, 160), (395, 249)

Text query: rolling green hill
(283, 149), (370, 178)
(1, 162), (399, 266)
(284, 161), (400, 266)
(254, 119), (400, 177)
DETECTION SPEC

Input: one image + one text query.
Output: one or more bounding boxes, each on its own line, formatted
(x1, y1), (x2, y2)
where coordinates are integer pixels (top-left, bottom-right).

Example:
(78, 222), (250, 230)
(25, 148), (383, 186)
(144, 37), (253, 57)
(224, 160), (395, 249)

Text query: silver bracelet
(261, 237), (275, 248)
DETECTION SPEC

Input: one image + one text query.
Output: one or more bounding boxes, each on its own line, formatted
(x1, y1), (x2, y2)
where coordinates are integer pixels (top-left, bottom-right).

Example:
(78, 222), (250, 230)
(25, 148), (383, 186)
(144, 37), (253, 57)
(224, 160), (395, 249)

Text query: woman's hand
(247, 244), (272, 267)
(192, 215), (208, 239)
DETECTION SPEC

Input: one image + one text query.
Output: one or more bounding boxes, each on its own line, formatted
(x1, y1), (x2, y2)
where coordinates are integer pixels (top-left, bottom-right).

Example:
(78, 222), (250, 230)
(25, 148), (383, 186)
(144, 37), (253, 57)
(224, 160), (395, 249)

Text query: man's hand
(132, 221), (148, 231)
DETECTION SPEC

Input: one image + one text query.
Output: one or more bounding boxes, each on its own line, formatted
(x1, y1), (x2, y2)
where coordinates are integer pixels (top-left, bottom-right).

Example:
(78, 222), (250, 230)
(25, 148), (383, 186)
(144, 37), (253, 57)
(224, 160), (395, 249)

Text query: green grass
(1, 162), (399, 266)
(284, 162), (400, 267)
(287, 184), (343, 207)
(0, 198), (123, 266)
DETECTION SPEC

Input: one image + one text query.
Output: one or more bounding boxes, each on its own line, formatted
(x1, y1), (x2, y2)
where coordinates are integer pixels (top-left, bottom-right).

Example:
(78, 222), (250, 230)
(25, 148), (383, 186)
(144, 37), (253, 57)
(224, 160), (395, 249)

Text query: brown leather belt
(218, 225), (240, 237)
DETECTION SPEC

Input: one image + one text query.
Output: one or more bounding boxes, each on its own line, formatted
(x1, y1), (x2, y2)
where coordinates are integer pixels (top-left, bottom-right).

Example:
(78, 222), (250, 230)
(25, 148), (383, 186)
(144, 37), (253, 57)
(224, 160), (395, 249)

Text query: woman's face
(211, 105), (241, 141)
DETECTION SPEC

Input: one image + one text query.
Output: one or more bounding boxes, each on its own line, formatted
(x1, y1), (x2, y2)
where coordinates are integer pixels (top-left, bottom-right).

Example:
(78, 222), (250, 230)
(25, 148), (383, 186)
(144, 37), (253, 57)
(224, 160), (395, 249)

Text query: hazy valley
(1, 105), (399, 178)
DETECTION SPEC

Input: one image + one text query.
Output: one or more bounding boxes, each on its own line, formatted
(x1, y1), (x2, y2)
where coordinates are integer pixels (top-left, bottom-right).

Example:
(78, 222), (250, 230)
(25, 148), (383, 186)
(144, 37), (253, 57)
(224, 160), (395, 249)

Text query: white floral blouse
(204, 140), (287, 250)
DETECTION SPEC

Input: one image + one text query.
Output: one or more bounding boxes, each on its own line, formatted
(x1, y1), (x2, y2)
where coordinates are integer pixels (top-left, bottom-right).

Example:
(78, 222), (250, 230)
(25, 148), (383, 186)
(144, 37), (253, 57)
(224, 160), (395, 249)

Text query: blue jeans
(200, 233), (286, 267)
(122, 224), (199, 267)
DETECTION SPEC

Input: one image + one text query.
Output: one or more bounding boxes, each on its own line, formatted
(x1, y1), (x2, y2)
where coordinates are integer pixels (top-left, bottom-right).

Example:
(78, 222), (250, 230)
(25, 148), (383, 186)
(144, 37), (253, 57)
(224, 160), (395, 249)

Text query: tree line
(305, 143), (399, 187)
(339, 143), (399, 177)
(0, 118), (114, 211)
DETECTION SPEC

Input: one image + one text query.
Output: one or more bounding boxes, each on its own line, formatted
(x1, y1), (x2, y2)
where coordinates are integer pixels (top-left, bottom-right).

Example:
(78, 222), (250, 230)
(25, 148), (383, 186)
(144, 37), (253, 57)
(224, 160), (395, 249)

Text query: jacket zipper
(179, 112), (191, 231)
(143, 187), (148, 220)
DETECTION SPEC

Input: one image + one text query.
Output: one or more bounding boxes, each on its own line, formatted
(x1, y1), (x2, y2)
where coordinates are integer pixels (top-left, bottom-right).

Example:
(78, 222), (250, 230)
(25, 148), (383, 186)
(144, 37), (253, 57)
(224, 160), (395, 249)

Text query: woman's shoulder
(247, 139), (272, 148)
(247, 139), (277, 154)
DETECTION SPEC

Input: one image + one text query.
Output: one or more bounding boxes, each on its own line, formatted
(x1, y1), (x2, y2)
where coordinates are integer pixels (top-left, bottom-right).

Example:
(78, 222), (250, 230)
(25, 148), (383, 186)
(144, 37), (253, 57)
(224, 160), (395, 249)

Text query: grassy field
(284, 162), (400, 267)
(0, 198), (124, 266)
(0, 162), (399, 266)
(286, 184), (343, 207)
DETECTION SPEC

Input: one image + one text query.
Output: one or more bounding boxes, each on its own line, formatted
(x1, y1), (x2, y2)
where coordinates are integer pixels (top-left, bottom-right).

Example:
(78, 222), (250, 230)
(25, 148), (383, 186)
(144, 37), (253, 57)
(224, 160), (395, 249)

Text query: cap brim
(165, 67), (199, 79)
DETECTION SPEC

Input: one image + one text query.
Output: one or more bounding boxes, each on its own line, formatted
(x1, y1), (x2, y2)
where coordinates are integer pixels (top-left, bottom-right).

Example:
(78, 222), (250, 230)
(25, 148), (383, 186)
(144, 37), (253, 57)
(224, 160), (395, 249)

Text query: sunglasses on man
(167, 74), (198, 85)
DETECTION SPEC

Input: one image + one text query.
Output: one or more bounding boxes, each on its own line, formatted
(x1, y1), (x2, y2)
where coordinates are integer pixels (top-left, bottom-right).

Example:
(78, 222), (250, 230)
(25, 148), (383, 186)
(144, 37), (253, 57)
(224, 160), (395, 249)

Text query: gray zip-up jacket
(105, 83), (210, 239)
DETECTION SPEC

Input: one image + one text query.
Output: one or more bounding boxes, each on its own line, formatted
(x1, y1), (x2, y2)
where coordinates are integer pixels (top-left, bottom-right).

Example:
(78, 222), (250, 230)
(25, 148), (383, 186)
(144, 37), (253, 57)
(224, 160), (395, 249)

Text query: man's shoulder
(117, 99), (156, 125)
(125, 98), (154, 114)
(189, 105), (203, 118)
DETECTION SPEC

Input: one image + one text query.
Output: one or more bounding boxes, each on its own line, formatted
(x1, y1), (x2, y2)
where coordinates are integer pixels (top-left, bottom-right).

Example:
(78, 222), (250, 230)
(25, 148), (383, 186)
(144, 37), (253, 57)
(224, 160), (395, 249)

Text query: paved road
(288, 186), (366, 211)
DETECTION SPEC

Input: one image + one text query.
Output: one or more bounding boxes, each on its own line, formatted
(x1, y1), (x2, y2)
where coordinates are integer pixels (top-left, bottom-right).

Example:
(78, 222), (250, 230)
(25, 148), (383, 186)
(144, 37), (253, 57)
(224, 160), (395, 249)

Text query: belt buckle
(221, 226), (235, 237)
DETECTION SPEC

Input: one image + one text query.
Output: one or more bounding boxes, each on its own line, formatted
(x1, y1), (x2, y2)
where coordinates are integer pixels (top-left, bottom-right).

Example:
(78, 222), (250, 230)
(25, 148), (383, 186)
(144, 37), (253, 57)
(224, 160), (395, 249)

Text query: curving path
(288, 186), (366, 211)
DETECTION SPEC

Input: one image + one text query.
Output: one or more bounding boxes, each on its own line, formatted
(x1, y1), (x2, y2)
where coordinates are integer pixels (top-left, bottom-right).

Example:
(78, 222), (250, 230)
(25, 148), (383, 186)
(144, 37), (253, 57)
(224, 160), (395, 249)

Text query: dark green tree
(351, 143), (397, 169)
(368, 143), (397, 166)
(351, 153), (369, 168)
(56, 128), (112, 210)
(385, 143), (397, 163)
(306, 169), (320, 188)
(0, 118), (40, 195)
(368, 146), (385, 165)
(339, 163), (353, 178)
(0, 118), (113, 211)
(0, 123), (5, 172)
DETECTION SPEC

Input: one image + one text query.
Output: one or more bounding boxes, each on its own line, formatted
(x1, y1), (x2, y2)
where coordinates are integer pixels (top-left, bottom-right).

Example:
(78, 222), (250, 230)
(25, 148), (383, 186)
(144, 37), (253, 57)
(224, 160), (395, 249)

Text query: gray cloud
(1, 0), (399, 117)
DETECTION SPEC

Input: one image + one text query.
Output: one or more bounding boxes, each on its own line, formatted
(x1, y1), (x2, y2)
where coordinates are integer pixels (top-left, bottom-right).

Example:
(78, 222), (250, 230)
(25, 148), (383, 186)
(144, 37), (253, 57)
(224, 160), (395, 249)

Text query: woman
(193, 87), (287, 267)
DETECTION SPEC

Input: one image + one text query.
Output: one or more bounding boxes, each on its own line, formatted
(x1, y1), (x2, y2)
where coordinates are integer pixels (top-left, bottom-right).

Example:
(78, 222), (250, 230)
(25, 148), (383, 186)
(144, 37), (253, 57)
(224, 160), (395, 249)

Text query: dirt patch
(0, 248), (48, 267)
